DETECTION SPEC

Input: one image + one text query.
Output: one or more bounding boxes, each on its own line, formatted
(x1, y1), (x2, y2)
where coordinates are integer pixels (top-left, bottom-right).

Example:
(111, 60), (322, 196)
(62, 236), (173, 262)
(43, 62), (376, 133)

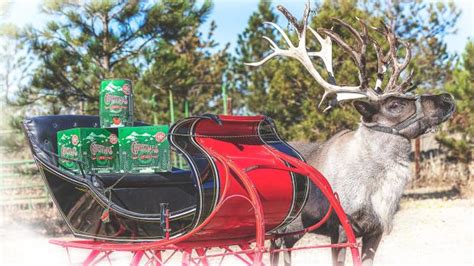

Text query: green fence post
(184, 99), (189, 117)
(169, 90), (178, 168)
(169, 90), (175, 124)
(177, 99), (190, 169)
(222, 82), (227, 115)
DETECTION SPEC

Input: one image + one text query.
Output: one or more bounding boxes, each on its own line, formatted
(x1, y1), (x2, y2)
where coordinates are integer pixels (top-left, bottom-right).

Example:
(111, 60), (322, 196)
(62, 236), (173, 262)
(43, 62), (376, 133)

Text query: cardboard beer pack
(119, 126), (171, 173)
(57, 128), (119, 173)
(100, 79), (134, 128)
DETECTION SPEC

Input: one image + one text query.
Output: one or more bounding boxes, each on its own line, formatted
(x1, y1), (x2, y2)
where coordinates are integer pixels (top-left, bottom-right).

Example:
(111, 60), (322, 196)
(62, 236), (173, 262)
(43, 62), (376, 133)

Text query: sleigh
(23, 114), (361, 265)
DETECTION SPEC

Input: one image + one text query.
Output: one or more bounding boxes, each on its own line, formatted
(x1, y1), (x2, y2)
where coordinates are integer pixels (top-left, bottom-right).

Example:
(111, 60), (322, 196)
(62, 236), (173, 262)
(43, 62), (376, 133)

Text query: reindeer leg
(270, 238), (282, 266)
(361, 231), (383, 266)
(331, 226), (348, 266)
(281, 235), (300, 266)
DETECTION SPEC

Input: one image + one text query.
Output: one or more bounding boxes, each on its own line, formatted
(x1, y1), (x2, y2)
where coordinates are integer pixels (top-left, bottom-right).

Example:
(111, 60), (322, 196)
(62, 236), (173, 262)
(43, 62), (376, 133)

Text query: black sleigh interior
(23, 115), (200, 241)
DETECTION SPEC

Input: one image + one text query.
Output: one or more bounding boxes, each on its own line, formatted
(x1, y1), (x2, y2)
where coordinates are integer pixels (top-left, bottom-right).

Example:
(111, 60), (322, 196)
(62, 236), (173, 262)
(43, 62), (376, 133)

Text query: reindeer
(246, 2), (455, 266)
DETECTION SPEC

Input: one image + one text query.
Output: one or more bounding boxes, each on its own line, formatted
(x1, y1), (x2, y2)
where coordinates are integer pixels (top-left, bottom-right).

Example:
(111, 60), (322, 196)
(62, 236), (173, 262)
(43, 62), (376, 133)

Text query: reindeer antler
(245, 2), (373, 111)
(318, 18), (369, 88)
(246, 1), (415, 110)
(379, 23), (413, 93)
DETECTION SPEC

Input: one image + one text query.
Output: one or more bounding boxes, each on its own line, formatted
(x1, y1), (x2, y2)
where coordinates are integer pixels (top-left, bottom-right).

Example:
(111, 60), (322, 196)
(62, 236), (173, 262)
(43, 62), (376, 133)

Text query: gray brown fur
(271, 94), (455, 266)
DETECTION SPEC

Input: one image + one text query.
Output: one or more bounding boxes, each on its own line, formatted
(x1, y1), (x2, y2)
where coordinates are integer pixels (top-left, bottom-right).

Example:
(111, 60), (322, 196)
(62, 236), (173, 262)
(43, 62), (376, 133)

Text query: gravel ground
(291, 198), (474, 266)
(0, 198), (473, 266)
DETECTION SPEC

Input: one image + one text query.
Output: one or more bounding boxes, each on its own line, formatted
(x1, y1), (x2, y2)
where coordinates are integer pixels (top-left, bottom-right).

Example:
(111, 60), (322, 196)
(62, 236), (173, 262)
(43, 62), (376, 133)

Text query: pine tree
(136, 19), (230, 123)
(436, 40), (473, 166)
(235, 0), (460, 141)
(370, 1), (460, 91)
(11, 0), (225, 123)
(0, 24), (35, 155)
(233, 0), (279, 115)
(234, 0), (374, 140)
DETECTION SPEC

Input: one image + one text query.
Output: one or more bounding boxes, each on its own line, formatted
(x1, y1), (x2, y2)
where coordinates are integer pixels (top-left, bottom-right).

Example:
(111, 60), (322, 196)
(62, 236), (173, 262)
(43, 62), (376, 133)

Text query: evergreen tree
(370, 0), (460, 91)
(136, 20), (229, 123)
(235, 0), (375, 140)
(436, 40), (473, 167)
(233, 0), (278, 115)
(235, 0), (460, 141)
(11, 0), (226, 123)
(0, 24), (35, 155)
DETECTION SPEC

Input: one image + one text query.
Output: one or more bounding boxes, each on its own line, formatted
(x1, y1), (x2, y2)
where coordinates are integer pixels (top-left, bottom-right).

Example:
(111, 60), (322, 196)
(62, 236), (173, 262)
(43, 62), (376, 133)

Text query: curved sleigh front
(169, 115), (310, 240)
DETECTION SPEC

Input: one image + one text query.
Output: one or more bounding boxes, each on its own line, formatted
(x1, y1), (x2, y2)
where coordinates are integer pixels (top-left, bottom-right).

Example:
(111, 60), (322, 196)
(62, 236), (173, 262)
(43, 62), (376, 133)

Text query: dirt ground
(0, 197), (473, 266)
(291, 198), (474, 266)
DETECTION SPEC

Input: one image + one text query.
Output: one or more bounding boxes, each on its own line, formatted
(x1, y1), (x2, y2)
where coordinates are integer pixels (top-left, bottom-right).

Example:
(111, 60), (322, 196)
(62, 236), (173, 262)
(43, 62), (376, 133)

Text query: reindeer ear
(353, 101), (377, 122)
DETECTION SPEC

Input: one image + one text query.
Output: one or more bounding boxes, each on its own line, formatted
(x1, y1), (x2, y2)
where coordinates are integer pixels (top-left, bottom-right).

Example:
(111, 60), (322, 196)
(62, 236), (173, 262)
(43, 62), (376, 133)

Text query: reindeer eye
(388, 101), (404, 111)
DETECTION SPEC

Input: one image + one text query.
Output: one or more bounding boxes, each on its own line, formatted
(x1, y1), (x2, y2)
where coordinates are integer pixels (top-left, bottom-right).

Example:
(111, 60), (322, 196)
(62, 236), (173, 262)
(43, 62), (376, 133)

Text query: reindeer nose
(440, 93), (454, 104)
(439, 93), (455, 115)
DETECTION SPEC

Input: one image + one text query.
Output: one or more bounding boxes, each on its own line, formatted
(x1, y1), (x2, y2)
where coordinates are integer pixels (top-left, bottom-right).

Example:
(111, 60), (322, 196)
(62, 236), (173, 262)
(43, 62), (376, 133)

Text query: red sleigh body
(169, 114), (310, 240)
(23, 114), (361, 265)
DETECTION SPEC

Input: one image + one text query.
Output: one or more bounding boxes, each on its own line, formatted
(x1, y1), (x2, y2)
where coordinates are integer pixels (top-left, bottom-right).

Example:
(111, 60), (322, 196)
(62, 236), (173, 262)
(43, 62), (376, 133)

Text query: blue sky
(202, 0), (473, 55)
(2, 0), (473, 54)
(199, 0), (307, 52)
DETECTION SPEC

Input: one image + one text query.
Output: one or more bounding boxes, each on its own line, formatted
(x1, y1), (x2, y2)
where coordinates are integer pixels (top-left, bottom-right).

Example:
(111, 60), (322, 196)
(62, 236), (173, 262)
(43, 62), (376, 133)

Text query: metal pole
(226, 97), (232, 115)
(415, 137), (421, 181)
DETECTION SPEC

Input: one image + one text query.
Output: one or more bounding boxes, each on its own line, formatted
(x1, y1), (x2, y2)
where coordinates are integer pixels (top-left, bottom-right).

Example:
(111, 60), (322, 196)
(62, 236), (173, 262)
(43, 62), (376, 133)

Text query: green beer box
(100, 79), (134, 128)
(119, 126), (171, 173)
(57, 128), (119, 173)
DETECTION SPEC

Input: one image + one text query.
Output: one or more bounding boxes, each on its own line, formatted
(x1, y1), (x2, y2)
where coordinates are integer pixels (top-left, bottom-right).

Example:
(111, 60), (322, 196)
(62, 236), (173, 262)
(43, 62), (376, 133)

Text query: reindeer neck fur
(306, 125), (412, 232)
(354, 125), (412, 164)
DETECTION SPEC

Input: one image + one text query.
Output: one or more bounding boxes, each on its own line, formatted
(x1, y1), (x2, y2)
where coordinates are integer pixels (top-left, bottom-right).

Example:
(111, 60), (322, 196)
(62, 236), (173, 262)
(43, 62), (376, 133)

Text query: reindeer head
(246, 2), (455, 139)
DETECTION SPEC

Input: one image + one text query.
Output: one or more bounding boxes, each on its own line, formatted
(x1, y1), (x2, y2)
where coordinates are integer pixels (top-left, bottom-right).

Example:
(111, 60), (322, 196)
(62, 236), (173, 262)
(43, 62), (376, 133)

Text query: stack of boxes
(57, 79), (171, 174)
